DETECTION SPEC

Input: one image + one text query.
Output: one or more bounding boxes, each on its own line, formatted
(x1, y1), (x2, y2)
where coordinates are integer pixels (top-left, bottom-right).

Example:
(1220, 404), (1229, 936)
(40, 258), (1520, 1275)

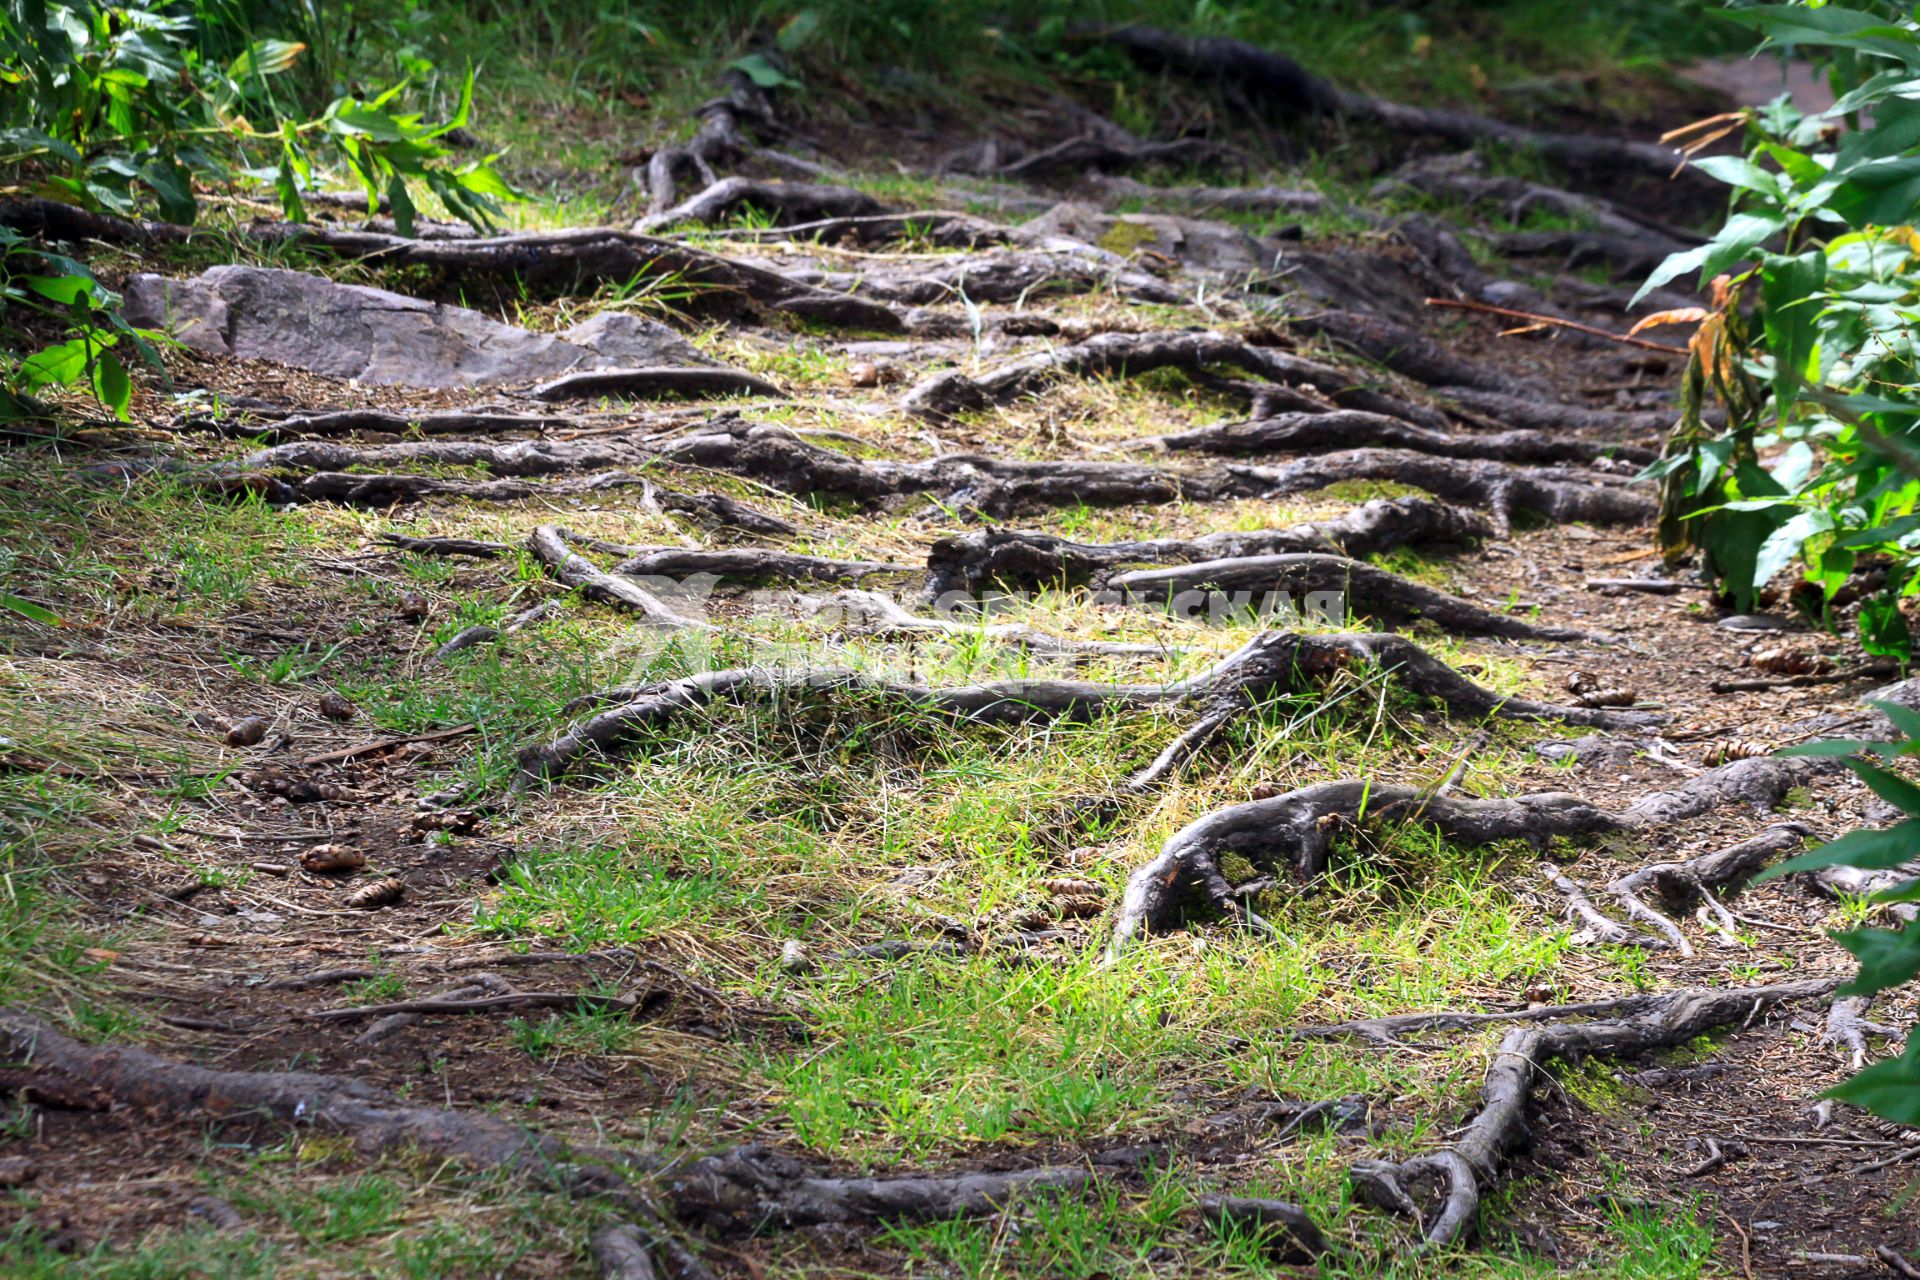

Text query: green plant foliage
(1645, 1), (1920, 655)
(1754, 700), (1920, 1120)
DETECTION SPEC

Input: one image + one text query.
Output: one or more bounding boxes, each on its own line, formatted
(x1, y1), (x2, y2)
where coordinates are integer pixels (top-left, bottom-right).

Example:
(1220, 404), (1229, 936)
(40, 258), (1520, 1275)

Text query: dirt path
(0, 34), (1915, 1280)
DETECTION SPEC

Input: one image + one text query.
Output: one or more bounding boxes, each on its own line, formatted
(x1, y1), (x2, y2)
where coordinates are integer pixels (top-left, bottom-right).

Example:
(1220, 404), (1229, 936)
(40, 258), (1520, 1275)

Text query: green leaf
(0, 593), (61, 626)
(15, 338), (90, 390)
(228, 38), (305, 79)
(727, 52), (799, 90)
(1866, 698), (1920, 746)
(1872, 876), (1920, 904)
(139, 155), (196, 225)
(1754, 508), (1834, 589)
(1833, 925), (1920, 994)
(1755, 818), (1920, 882)
(1826, 1027), (1920, 1125)
(20, 274), (97, 306)
(386, 171), (416, 238)
(91, 351), (131, 419)
(1761, 251), (1826, 418)
(1844, 757), (1920, 815)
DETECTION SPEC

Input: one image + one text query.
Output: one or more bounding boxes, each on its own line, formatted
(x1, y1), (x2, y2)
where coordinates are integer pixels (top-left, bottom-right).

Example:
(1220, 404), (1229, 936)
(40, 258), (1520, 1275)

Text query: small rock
(223, 716), (269, 747)
(317, 691), (357, 721)
(780, 940), (813, 974)
(0, 1156), (37, 1187)
(1717, 614), (1790, 632)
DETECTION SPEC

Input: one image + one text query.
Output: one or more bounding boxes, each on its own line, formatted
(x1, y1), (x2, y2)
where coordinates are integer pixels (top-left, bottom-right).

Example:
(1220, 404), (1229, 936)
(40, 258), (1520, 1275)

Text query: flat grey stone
(122, 265), (710, 389)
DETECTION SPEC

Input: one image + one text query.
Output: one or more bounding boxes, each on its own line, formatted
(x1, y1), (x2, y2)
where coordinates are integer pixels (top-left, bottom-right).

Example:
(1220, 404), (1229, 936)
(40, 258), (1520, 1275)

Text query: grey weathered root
(0, 197), (904, 331)
(1091, 25), (1682, 181)
(0, 1008), (1101, 1269)
(1436, 387), (1677, 437)
(790, 250), (1185, 309)
(530, 367), (783, 403)
(516, 630), (1655, 787)
(1245, 448), (1653, 535)
(1375, 154), (1699, 255)
(1110, 755), (1831, 952)
(1107, 552), (1592, 642)
(435, 600), (562, 663)
(799, 589), (1176, 658)
(924, 497), (1493, 597)
(636, 176), (885, 234)
(1543, 823), (1813, 958)
(1291, 310), (1534, 396)
(902, 329), (1440, 426)
(1133, 409), (1655, 468)
(234, 420), (1644, 527)
(526, 525), (711, 630)
(1346, 979), (1837, 1248)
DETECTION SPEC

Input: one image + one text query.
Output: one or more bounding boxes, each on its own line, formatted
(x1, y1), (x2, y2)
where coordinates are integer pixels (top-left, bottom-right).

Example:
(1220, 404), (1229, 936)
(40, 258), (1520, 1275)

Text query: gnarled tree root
(1135, 409), (1655, 468)
(1106, 551), (1592, 642)
(0, 196), (903, 331)
(925, 497), (1493, 597)
(902, 329), (1440, 426)
(1111, 756), (1831, 952)
(527, 525), (711, 630)
(517, 630), (1657, 788)
(636, 176), (885, 234)
(1543, 823), (1811, 957)
(1346, 979), (1836, 1248)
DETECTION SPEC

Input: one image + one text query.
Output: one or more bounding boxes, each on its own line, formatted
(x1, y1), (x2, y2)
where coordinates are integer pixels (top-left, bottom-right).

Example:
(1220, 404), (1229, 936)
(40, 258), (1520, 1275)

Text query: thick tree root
(435, 600), (562, 663)
(1091, 26), (1681, 181)
(1291, 311), (1533, 395)
(1111, 756), (1830, 952)
(1134, 409), (1655, 467)
(1824, 996), (1905, 1071)
(1347, 979), (1836, 1248)
(605, 547), (914, 585)
(636, 176), (885, 234)
(527, 525), (710, 630)
(1243, 449), (1653, 535)
(1436, 387), (1676, 437)
(673, 209), (1016, 251)
(925, 497), (1492, 597)
(0, 197), (904, 331)
(530, 368), (783, 403)
(1197, 1195), (1329, 1262)
(790, 251), (1185, 308)
(1376, 154), (1697, 254)
(518, 630), (1655, 787)
(665, 1144), (1093, 1231)
(902, 330), (1438, 424)
(1107, 551), (1592, 642)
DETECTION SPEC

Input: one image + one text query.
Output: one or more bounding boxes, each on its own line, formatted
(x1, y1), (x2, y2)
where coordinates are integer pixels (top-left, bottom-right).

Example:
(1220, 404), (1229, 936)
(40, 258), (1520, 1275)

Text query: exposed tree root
(527, 525), (711, 630)
(790, 251), (1185, 308)
(664, 1143), (1094, 1231)
(669, 209), (1016, 250)
(1196, 1195), (1329, 1262)
(1376, 154), (1698, 254)
(799, 589), (1175, 657)
(1080, 174), (1354, 220)
(436, 600), (562, 663)
(1090, 25), (1681, 181)
(1291, 311), (1533, 395)
(1244, 449), (1653, 535)
(1347, 979), (1836, 1248)
(901, 330), (1438, 424)
(1292, 989), (1673, 1047)
(0, 197), (904, 331)
(1824, 996), (1905, 1071)
(924, 497), (1493, 597)
(602, 545), (913, 585)
(636, 176), (885, 234)
(1545, 824), (1813, 957)
(1134, 409), (1655, 467)
(380, 533), (512, 558)
(1107, 552), (1592, 642)
(517, 630), (1654, 787)
(530, 367), (783, 403)
(1436, 387), (1676, 437)
(1111, 756), (1830, 952)
(642, 65), (772, 216)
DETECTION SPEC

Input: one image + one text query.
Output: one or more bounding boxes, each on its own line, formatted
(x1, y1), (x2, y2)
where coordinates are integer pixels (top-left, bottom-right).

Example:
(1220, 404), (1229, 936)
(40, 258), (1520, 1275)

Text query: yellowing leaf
(1629, 307), (1710, 335)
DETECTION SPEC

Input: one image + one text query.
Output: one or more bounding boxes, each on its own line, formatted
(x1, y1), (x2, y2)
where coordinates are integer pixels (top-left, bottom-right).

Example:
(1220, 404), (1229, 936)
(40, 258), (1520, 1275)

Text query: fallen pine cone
(345, 876), (404, 909)
(223, 716), (269, 747)
(317, 691), (357, 721)
(397, 592), (430, 622)
(1574, 687), (1636, 708)
(1052, 893), (1105, 919)
(1565, 671), (1602, 696)
(1750, 646), (1833, 675)
(1249, 782), (1283, 800)
(1007, 907), (1054, 932)
(1704, 739), (1772, 766)
(299, 843), (364, 873)
(1042, 877), (1101, 898)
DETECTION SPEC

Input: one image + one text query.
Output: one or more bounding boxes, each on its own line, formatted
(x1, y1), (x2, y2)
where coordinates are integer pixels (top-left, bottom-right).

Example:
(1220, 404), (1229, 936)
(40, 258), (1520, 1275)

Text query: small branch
(1424, 298), (1689, 355)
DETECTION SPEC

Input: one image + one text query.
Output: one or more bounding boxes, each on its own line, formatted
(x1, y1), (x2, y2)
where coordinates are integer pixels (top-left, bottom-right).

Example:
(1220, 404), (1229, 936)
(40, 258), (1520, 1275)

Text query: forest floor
(1, 23), (1917, 1280)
